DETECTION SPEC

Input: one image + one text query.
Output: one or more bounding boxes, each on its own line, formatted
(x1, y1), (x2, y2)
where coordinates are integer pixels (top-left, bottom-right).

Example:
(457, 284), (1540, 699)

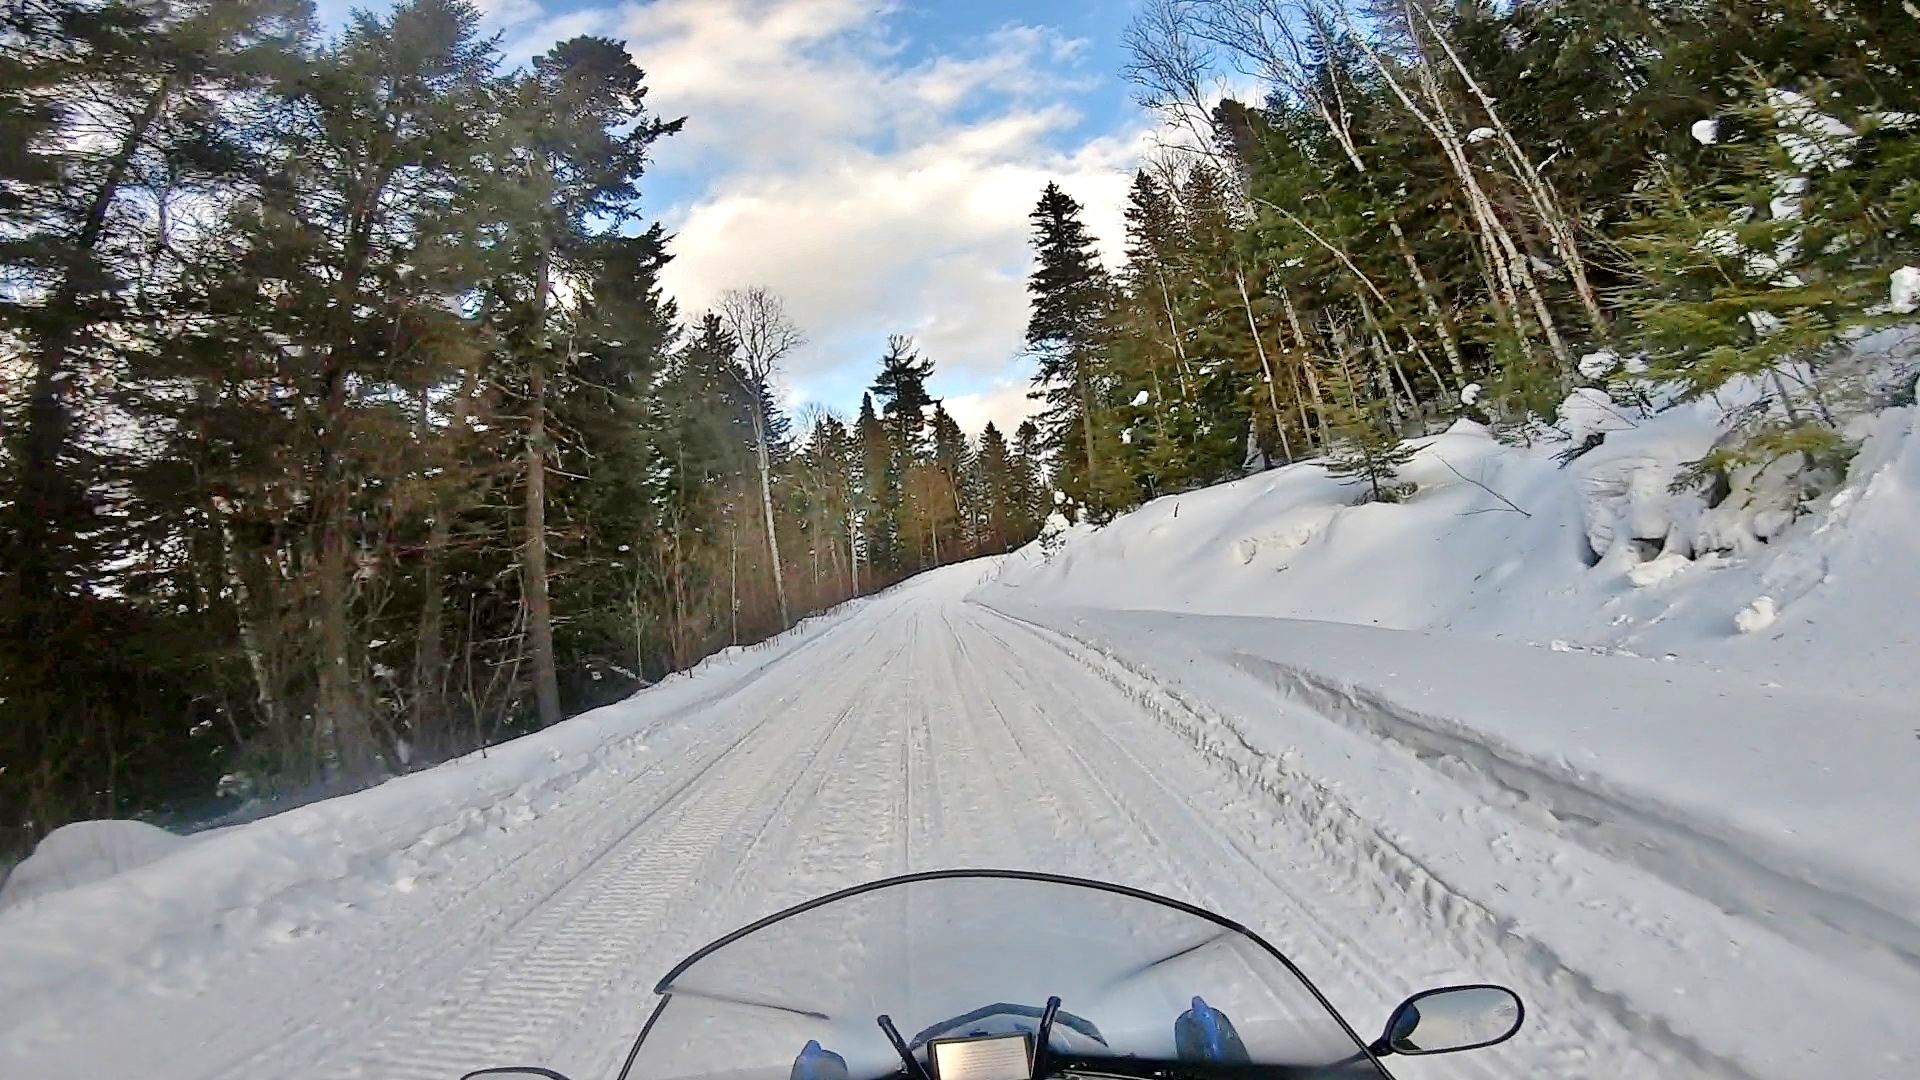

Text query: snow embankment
(0, 821), (188, 908)
(0, 598), (872, 1001)
(987, 388), (1920, 701)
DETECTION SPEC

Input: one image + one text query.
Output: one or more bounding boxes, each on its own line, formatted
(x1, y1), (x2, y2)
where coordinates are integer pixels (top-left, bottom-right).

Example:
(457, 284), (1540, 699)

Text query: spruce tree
(1318, 339), (1416, 504)
(929, 404), (973, 554)
(871, 333), (936, 457)
(1026, 182), (1128, 515)
(853, 392), (899, 581)
(1007, 419), (1049, 544)
(974, 422), (1015, 553)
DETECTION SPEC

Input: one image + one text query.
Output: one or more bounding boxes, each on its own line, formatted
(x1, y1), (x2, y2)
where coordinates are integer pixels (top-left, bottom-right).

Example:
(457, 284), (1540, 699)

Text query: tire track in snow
(1231, 650), (1920, 986)
(325, 629), (921, 1080)
(190, 597), (916, 1080)
(961, 604), (1728, 1080)
(102, 595), (910, 1080)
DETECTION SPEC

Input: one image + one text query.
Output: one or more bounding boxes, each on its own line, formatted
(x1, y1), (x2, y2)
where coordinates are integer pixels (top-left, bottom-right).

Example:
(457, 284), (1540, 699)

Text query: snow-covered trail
(0, 561), (1875, 1080)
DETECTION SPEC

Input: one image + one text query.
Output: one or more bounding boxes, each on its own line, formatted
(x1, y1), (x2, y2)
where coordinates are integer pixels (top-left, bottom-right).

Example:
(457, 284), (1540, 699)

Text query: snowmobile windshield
(621, 871), (1385, 1080)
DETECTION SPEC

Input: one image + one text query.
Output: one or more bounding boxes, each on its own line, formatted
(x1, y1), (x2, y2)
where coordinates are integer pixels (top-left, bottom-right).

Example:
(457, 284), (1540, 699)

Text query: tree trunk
(410, 369), (476, 761)
(748, 387), (790, 629)
(1076, 360), (1099, 495)
(1234, 266), (1292, 462)
(1417, 8), (1608, 337)
(1155, 271), (1195, 401)
(1387, 219), (1465, 388)
(522, 231), (563, 728)
(317, 500), (376, 779)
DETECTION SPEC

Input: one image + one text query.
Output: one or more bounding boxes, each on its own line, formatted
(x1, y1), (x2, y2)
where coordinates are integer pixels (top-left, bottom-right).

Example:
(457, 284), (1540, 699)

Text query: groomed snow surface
(4, 380), (1918, 1080)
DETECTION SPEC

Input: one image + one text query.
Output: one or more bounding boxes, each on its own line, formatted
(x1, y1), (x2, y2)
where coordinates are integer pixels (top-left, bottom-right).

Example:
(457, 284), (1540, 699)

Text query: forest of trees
(1021, 0), (1918, 518)
(0, 0), (1047, 857)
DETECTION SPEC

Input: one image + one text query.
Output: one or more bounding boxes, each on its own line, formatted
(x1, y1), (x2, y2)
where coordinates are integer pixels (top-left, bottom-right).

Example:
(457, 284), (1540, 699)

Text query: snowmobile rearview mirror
(1369, 984), (1523, 1057)
(460, 1069), (574, 1080)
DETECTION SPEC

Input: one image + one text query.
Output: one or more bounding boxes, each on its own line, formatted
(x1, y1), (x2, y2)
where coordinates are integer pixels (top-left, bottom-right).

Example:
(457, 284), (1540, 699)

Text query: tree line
(1021, 0), (1918, 514)
(0, 0), (1046, 856)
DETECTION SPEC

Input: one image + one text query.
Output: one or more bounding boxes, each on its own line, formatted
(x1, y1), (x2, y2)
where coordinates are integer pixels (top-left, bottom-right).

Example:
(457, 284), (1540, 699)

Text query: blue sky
(322, 0), (1158, 434)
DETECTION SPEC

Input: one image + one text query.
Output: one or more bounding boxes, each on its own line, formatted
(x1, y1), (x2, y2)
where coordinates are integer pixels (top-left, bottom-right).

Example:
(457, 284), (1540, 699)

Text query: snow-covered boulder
(1890, 266), (1920, 315)
(1556, 387), (1637, 443)
(1734, 595), (1779, 634)
(1, 820), (185, 908)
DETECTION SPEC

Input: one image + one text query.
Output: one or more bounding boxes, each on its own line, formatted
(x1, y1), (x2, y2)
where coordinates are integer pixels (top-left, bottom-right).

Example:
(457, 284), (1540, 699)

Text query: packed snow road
(1, 560), (1911, 1080)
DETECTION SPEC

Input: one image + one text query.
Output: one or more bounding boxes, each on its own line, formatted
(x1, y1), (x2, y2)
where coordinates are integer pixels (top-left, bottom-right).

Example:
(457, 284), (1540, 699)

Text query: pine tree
(974, 422), (1015, 553)
(0, 0), (314, 838)
(870, 334), (939, 566)
(1026, 182), (1130, 516)
(1624, 70), (1919, 487)
(929, 404), (973, 555)
(1318, 333), (1417, 504)
(853, 392), (899, 582)
(1007, 419), (1049, 544)
(871, 333), (936, 458)
(491, 32), (682, 727)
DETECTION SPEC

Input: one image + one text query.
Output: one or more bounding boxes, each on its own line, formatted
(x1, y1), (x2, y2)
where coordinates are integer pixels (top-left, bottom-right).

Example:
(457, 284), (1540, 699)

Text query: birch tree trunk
(1234, 266), (1293, 461)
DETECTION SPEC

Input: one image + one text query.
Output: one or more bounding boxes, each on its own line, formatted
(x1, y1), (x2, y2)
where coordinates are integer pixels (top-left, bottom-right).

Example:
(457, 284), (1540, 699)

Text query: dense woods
(1023, 0), (1918, 520)
(3, 0), (1917, 855)
(0, 0), (1046, 855)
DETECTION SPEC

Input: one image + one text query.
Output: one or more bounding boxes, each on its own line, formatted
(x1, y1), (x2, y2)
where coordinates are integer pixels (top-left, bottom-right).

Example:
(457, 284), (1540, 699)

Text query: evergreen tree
(1025, 182), (1131, 516)
(853, 392), (899, 583)
(870, 333), (935, 458)
(0, 0), (313, 839)
(488, 32), (681, 727)
(1318, 335), (1416, 503)
(974, 422), (1015, 553)
(1007, 419), (1049, 544)
(929, 403), (973, 553)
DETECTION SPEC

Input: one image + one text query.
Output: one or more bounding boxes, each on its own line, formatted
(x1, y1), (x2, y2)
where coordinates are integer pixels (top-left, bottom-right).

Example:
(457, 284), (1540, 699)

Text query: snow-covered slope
(985, 389), (1919, 702)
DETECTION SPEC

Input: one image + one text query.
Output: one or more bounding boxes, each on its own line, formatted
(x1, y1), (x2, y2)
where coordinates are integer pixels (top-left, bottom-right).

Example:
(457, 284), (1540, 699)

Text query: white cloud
(599, 0), (1148, 399)
(942, 368), (1043, 439)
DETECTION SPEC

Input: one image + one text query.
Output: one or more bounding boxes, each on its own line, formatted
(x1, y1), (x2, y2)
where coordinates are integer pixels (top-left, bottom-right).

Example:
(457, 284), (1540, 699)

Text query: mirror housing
(1369, 984), (1523, 1057)
(461, 1070), (575, 1080)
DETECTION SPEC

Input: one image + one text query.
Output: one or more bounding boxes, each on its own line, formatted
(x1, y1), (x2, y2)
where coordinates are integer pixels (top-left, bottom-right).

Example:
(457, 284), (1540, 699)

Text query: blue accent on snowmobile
(790, 1040), (850, 1080)
(1175, 996), (1250, 1064)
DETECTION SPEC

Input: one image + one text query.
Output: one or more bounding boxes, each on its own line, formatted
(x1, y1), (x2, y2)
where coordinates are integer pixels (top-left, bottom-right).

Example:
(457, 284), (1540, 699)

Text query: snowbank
(0, 595), (875, 1003)
(981, 390), (1920, 700)
(1, 821), (187, 908)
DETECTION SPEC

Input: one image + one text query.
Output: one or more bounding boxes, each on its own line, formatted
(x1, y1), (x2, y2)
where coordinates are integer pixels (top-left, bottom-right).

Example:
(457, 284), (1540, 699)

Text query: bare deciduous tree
(717, 286), (804, 629)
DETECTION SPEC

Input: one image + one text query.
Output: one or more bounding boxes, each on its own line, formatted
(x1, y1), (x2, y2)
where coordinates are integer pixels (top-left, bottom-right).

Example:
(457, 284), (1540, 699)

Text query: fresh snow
(1734, 594), (1779, 634)
(0, 820), (186, 908)
(1766, 87), (1859, 170)
(4, 373), (1919, 1080)
(1555, 386), (1635, 441)
(1891, 265), (1920, 314)
(1576, 349), (1618, 379)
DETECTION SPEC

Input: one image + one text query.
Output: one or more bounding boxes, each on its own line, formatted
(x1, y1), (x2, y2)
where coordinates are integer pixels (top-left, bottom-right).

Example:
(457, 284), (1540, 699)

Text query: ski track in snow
(1, 561), (1906, 1080)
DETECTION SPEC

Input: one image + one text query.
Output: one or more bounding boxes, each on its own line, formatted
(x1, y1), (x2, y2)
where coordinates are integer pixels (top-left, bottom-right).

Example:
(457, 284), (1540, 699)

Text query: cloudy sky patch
(322, 0), (1151, 432)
